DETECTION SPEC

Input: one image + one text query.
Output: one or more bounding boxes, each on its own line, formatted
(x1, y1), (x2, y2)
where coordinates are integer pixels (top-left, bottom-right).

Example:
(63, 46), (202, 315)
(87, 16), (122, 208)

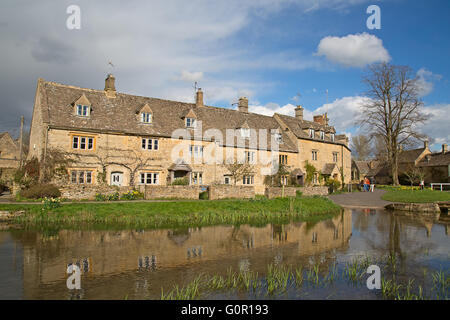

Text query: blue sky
(0, 0), (449, 151)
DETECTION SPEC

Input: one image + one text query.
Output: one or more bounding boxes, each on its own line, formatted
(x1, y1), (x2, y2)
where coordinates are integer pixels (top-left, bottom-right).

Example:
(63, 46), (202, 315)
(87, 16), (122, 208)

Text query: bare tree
(351, 134), (372, 160)
(357, 63), (428, 185)
(223, 158), (254, 185)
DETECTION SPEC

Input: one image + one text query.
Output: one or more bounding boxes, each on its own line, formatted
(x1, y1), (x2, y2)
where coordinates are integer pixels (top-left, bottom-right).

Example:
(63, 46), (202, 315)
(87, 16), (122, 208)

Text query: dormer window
(320, 131), (325, 140)
(274, 133), (283, 144)
(309, 129), (315, 138)
(76, 105), (90, 117)
(240, 128), (250, 139)
(186, 117), (197, 128)
(331, 133), (335, 142)
(141, 112), (152, 123)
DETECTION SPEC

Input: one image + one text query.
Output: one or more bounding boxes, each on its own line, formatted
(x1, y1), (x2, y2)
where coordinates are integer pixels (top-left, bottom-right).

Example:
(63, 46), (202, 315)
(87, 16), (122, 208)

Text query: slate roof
(353, 160), (370, 174)
(398, 148), (427, 163)
(37, 79), (298, 153)
(418, 152), (450, 167)
(322, 163), (337, 175)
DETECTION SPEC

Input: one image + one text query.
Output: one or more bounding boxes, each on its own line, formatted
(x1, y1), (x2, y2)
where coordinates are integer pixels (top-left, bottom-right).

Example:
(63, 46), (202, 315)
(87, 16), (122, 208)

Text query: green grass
(0, 196), (341, 230)
(381, 188), (450, 203)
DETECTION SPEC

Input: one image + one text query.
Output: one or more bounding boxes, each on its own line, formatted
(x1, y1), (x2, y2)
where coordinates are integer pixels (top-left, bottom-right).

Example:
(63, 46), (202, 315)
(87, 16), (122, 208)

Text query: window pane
(80, 137), (86, 149)
(88, 138), (93, 150)
(146, 173), (151, 184)
(71, 171), (77, 183)
(79, 171), (85, 184)
(154, 139), (158, 150)
(83, 106), (88, 116)
(153, 173), (159, 185)
(148, 139), (152, 150)
(140, 173), (145, 184)
(77, 105), (82, 115)
(86, 172), (92, 184)
(142, 139), (146, 149)
(73, 137), (78, 149)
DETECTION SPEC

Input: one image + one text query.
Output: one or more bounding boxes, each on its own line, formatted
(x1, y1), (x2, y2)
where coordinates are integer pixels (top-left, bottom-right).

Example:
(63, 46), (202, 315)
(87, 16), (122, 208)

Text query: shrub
(325, 178), (341, 193)
(20, 184), (61, 199)
(107, 192), (120, 201)
(120, 190), (144, 200)
(296, 190), (303, 198)
(199, 191), (209, 200)
(95, 193), (107, 201)
(171, 177), (189, 185)
(42, 197), (62, 210)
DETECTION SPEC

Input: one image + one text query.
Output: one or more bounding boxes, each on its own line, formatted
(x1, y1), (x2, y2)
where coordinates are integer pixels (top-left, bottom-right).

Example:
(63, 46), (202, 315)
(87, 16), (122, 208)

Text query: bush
(171, 177), (189, 186)
(325, 178), (341, 193)
(42, 197), (62, 210)
(20, 184), (61, 199)
(296, 190), (303, 198)
(95, 193), (108, 201)
(120, 190), (144, 200)
(199, 191), (209, 200)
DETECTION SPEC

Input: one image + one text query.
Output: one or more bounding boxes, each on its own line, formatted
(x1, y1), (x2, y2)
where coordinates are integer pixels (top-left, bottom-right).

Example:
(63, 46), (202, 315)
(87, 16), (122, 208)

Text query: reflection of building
(17, 211), (352, 298)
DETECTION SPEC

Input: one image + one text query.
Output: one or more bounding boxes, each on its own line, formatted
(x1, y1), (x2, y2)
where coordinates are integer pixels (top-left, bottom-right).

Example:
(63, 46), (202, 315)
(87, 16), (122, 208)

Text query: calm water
(0, 208), (448, 300)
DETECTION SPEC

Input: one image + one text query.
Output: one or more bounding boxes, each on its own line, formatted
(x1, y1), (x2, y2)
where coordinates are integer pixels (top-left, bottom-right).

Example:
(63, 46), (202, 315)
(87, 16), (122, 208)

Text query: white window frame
(141, 112), (152, 123)
(189, 145), (204, 158)
(243, 175), (254, 185)
(274, 133), (282, 144)
(72, 136), (94, 150)
(224, 176), (231, 185)
(333, 152), (338, 163)
(140, 172), (159, 185)
(309, 129), (315, 139)
(70, 170), (93, 185)
(331, 133), (335, 142)
(320, 131), (325, 140)
(186, 117), (197, 128)
(279, 154), (288, 165)
(245, 151), (255, 164)
(191, 172), (203, 185)
(76, 104), (90, 117)
(312, 150), (318, 161)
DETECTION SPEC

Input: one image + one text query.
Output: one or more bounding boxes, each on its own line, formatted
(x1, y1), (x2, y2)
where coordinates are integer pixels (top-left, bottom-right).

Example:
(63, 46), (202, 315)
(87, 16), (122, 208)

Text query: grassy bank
(0, 196), (341, 230)
(379, 186), (450, 203)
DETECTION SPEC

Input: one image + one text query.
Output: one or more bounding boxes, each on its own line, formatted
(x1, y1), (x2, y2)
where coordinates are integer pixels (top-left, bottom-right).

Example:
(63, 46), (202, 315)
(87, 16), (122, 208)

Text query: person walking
(364, 176), (370, 192)
(369, 176), (375, 192)
(420, 179), (425, 190)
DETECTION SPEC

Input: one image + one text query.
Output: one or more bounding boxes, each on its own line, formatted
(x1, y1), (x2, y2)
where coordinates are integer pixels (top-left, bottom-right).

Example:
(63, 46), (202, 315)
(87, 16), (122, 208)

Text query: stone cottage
(27, 75), (351, 195)
(0, 132), (21, 186)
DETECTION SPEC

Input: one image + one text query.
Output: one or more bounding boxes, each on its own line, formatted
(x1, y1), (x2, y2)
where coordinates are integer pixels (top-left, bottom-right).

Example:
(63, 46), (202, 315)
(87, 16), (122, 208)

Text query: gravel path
(328, 189), (393, 209)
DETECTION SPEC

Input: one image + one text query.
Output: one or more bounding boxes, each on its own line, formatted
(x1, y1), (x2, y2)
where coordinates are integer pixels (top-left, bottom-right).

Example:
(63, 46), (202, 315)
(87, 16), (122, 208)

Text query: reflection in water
(0, 208), (448, 299)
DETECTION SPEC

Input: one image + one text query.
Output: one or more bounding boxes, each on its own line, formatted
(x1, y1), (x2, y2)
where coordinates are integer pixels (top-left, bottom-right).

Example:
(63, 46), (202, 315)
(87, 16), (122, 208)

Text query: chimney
(104, 74), (116, 98)
(442, 144), (448, 154)
(238, 97), (249, 113)
(313, 115), (325, 125)
(196, 88), (204, 107)
(105, 74), (116, 92)
(424, 140), (429, 149)
(295, 105), (303, 120)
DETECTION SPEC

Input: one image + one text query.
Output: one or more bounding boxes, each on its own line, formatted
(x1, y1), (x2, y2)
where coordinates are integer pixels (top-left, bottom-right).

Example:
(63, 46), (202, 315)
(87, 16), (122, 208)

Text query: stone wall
(208, 185), (255, 200)
(60, 185), (133, 200)
(141, 185), (200, 200)
(265, 186), (329, 199)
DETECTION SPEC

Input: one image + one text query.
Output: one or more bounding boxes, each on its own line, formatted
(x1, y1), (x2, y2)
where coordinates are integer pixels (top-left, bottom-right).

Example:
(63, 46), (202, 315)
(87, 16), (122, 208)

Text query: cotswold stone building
(28, 75), (351, 194)
(0, 132), (21, 184)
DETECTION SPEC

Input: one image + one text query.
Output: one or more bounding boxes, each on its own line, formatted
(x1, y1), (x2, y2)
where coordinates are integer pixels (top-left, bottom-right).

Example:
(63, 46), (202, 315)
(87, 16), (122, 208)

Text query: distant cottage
(27, 75), (352, 194)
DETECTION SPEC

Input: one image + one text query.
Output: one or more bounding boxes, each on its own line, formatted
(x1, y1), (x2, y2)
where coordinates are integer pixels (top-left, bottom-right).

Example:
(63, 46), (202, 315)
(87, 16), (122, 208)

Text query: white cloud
(316, 33), (390, 67)
(420, 104), (450, 148)
(249, 103), (296, 117)
(177, 70), (204, 82)
(415, 68), (442, 97)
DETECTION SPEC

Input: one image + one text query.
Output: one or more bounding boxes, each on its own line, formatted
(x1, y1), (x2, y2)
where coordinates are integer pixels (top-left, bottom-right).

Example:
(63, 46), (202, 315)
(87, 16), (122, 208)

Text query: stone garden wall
(60, 185), (133, 200)
(208, 185), (255, 200)
(140, 185), (200, 200)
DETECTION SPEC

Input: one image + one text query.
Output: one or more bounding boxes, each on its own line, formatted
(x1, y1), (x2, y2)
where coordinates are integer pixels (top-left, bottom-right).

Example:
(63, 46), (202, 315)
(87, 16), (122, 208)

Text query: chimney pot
(238, 97), (249, 113)
(196, 88), (204, 107)
(295, 105), (303, 120)
(442, 144), (448, 154)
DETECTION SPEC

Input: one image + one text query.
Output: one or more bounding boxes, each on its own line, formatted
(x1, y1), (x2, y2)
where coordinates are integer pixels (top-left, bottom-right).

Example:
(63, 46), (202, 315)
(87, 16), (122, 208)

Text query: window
(70, 170), (93, 184)
(313, 173), (319, 184)
(141, 112), (152, 123)
(331, 133), (335, 142)
(309, 129), (315, 138)
(189, 145), (204, 158)
(281, 175), (289, 186)
(245, 151), (255, 163)
(141, 138), (159, 150)
(191, 172), (203, 185)
(186, 117), (196, 128)
(312, 232), (318, 243)
(320, 131), (325, 140)
(140, 172), (159, 185)
(224, 176), (231, 185)
(76, 105), (90, 117)
(243, 175), (254, 185)
(312, 150), (318, 161)
(333, 152), (338, 163)
(72, 135), (94, 150)
(274, 133), (282, 144)
(279, 154), (288, 165)
(240, 128), (250, 139)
